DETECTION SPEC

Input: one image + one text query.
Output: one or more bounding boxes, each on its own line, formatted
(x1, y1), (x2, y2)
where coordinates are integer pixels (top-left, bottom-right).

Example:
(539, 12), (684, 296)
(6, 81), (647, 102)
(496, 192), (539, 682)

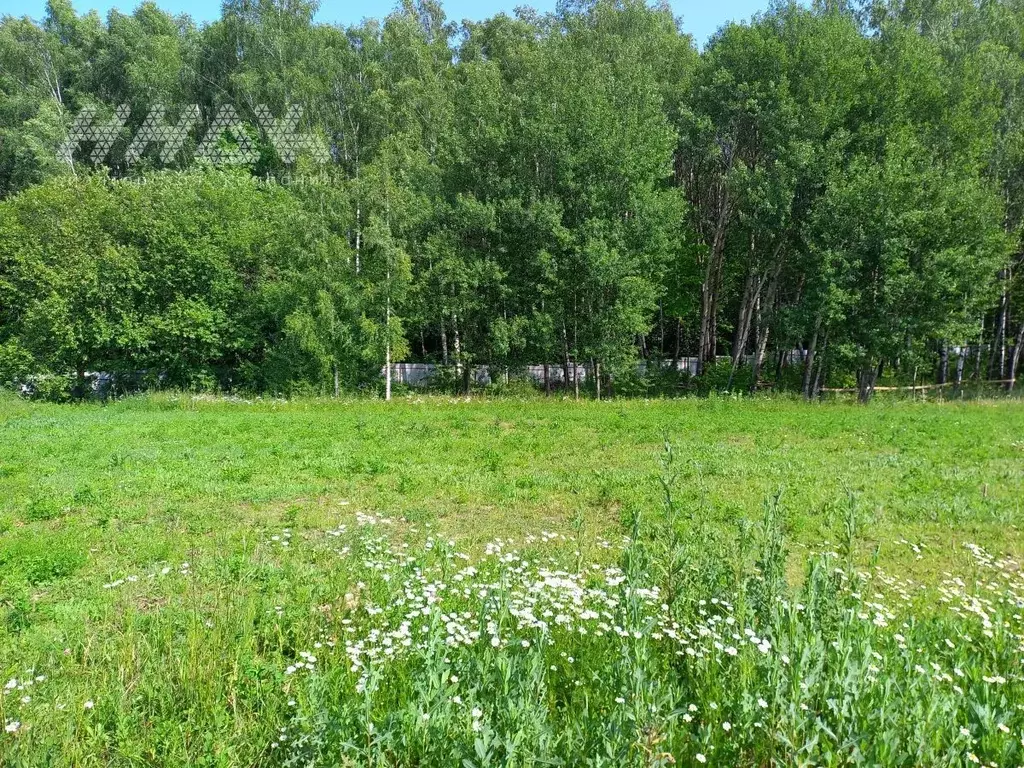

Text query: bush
(0, 340), (33, 384)
(421, 365), (465, 395)
(19, 374), (76, 403)
(484, 372), (543, 398)
(692, 361), (754, 395)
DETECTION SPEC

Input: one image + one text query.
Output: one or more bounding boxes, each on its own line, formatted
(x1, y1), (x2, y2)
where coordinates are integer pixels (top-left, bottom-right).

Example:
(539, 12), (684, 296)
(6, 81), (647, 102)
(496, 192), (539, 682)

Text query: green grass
(1, 392), (1024, 765)
(2, 392), (1022, 569)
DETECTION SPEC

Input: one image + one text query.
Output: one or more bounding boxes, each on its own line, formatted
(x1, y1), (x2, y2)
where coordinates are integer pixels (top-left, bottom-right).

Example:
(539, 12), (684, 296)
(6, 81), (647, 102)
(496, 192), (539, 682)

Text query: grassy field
(1, 393), (1024, 765)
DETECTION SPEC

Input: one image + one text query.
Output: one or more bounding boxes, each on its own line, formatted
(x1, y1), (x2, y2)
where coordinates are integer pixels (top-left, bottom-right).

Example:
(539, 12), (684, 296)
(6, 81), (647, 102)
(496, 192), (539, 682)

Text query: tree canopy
(1, 0), (1021, 400)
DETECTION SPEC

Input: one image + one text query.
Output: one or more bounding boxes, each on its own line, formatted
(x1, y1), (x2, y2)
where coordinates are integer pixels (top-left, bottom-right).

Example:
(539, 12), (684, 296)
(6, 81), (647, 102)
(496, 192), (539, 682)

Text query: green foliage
(0, 171), (366, 397)
(0, 0), (1022, 398)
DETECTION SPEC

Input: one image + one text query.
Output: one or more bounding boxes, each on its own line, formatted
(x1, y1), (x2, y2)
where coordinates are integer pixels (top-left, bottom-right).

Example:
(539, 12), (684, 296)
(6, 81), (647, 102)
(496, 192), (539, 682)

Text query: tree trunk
(544, 363), (551, 396)
(354, 204), (361, 275)
(857, 362), (878, 404)
(802, 314), (823, 399)
(938, 341), (949, 386)
(452, 312), (462, 379)
(562, 323), (571, 395)
(727, 270), (757, 391)
(658, 302), (665, 359)
(733, 270), (757, 358)
(750, 322), (771, 394)
(811, 330), (829, 399)
(673, 317), (682, 371)
(572, 314), (580, 400)
(595, 360), (601, 401)
(385, 298), (392, 402)
(749, 263), (781, 394)
(333, 363), (339, 398)
(698, 188), (730, 375)
(972, 317), (985, 380)
(989, 269), (1010, 379)
(440, 321), (449, 366)
(1009, 322), (1024, 391)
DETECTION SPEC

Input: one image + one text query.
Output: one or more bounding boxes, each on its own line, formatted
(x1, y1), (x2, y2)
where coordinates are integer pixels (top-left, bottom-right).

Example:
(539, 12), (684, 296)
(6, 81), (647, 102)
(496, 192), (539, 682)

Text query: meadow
(1, 392), (1023, 766)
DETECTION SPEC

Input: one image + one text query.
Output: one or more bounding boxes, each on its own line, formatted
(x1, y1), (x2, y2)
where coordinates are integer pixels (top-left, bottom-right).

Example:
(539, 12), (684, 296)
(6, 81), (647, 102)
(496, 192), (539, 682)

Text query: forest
(1, 0), (1023, 402)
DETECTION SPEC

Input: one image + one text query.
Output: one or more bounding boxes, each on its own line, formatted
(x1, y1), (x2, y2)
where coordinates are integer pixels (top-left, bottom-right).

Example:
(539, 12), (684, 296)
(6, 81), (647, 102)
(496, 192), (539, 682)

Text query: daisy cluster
(265, 523), (1024, 767)
(2, 672), (46, 734)
(1, 672), (98, 738)
(102, 561), (191, 590)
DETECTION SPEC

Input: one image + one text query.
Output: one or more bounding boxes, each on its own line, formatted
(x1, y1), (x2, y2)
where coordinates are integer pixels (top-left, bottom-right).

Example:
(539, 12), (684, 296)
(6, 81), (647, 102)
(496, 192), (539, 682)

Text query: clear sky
(2, 0), (772, 47)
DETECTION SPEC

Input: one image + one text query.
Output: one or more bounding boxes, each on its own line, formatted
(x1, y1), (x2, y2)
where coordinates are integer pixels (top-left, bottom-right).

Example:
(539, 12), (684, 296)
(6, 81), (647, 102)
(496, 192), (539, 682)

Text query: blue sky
(3, 0), (772, 47)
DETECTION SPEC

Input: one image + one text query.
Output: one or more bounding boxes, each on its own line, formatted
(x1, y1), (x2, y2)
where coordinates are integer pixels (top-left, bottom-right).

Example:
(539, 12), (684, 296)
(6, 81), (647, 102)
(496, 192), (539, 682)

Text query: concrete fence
(384, 356), (779, 387)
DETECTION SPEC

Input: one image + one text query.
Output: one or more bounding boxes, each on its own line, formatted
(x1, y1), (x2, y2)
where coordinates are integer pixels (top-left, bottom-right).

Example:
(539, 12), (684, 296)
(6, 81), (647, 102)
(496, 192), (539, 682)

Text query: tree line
(1, 0), (1022, 401)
